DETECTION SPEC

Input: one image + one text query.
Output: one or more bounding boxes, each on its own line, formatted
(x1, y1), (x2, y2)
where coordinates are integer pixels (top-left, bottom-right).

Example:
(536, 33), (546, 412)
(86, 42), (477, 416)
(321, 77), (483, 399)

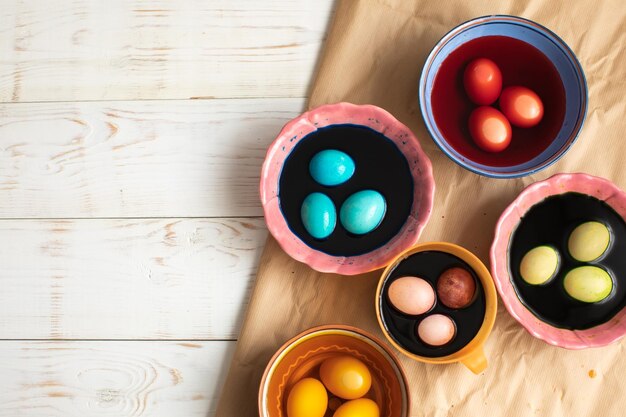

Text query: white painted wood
(1, 1), (329, 415)
(1, 0), (335, 102)
(0, 98), (304, 218)
(0, 218), (267, 339)
(0, 340), (234, 417)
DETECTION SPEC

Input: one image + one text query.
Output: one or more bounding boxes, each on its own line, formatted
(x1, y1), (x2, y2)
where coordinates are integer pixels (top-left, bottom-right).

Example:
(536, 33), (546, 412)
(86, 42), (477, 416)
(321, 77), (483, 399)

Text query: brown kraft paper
(217, 0), (626, 415)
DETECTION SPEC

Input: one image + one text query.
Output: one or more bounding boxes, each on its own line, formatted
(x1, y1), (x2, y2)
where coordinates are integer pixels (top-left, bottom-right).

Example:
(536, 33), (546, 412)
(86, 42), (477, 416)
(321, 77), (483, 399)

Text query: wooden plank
(0, 340), (234, 417)
(0, 98), (304, 218)
(0, 0), (334, 102)
(0, 218), (266, 340)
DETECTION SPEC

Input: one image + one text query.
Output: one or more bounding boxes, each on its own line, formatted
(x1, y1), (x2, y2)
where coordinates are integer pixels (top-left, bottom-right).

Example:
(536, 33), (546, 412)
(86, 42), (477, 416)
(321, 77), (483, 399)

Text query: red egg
(499, 86), (544, 128)
(468, 106), (512, 152)
(463, 58), (502, 105)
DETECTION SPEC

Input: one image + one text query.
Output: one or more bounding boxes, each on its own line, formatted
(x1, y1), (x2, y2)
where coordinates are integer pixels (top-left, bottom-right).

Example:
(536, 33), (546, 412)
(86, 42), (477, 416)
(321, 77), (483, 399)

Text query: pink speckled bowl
(491, 173), (626, 349)
(260, 102), (435, 275)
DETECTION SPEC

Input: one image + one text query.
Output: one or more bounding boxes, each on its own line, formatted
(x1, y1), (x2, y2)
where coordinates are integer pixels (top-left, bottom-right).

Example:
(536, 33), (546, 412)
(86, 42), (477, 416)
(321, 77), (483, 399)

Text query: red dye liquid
(431, 36), (566, 167)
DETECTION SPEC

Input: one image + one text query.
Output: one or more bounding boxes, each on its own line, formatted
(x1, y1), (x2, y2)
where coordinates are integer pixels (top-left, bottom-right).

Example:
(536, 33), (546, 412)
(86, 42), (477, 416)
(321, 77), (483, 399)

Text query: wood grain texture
(0, 340), (235, 417)
(1, 0), (334, 102)
(0, 218), (266, 339)
(0, 2), (327, 414)
(0, 98), (304, 218)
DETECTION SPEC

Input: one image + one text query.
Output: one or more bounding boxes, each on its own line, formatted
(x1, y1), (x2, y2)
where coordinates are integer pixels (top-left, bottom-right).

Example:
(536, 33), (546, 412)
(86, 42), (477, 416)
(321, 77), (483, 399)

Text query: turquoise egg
(340, 190), (387, 235)
(309, 149), (355, 186)
(301, 192), (337, 239)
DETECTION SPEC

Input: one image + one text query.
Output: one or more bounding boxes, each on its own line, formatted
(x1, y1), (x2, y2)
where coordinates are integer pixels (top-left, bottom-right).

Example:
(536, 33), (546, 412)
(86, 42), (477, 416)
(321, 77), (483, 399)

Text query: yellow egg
(286, 378), (328, 417)
(333, 398), (380, 417)
(520, 246), (560, 285)
(568, 221), (611, 262)
(320, 355), (372, 400)
(564, 266), (613, 303)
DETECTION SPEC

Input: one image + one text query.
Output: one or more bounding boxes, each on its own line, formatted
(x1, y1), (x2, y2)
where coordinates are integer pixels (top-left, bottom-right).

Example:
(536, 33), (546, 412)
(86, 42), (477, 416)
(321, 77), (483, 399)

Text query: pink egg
(417, 314), (456, 346)
(387, 276), (435, 315)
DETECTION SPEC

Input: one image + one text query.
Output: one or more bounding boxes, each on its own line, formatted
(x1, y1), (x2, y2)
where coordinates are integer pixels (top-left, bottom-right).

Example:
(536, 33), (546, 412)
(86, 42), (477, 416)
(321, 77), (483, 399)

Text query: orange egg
(286, 378), (328, 417)
(319, 355), (372, 400)
(333, 398), (380, 417)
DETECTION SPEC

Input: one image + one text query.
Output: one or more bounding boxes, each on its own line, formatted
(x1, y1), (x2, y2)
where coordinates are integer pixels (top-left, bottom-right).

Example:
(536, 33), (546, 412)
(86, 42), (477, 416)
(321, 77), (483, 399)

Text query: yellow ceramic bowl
(259, 325), (409, 417)
(375, 242), (497, 374)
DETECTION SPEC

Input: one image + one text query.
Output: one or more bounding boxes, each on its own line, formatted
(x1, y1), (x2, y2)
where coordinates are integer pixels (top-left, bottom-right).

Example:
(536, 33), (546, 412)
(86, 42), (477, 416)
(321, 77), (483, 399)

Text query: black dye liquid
(509, 192), (626, 329)
(379, 251), (486, 358)
(278, 124), (413, 257)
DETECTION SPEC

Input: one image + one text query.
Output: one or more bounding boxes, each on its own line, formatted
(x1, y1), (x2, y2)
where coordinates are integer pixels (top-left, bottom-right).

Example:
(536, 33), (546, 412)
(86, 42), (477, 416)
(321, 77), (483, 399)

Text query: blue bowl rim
(418, 15), (589, 179)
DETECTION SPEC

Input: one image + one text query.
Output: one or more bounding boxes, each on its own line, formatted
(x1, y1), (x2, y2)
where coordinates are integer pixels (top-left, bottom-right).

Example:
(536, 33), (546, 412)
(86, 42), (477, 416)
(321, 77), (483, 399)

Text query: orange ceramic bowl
(259, 325), (409, 417)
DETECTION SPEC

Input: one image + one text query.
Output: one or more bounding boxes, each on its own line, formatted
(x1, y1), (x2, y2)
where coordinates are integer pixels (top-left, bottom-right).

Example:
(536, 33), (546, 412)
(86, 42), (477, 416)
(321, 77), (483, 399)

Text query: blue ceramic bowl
(419, 15), (587, 178)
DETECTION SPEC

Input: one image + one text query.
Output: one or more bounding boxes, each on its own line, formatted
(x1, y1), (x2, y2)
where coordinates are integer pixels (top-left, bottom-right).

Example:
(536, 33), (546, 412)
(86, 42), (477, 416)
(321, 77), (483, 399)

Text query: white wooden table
(0, 1), (335, 415)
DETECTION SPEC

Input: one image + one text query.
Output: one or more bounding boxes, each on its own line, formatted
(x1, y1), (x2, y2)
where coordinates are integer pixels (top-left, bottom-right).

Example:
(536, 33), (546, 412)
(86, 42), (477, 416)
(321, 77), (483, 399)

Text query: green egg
(568, 221), (611, 262)
(520, 246), (560, 285)
(563, 266), (613, 303)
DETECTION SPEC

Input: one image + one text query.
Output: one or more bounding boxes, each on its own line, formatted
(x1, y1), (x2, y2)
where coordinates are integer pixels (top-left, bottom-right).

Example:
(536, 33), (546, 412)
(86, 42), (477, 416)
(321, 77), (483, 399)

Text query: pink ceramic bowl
(260, 102), (435, 275)
(491, 173), (626, 349)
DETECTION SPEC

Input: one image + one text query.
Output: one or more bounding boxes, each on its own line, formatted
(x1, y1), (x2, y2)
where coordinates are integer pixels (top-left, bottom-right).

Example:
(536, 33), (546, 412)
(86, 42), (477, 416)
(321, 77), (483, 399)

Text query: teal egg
(309, 149), (355, 186)
(340, 190), (387, 235)
(301, 192), (337, 239)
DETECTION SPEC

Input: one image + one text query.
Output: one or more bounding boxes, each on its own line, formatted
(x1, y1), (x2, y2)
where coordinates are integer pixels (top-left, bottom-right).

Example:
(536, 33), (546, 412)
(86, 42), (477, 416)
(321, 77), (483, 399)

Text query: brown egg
(436, 267), (476, 309)
(387, 276), (435, 315)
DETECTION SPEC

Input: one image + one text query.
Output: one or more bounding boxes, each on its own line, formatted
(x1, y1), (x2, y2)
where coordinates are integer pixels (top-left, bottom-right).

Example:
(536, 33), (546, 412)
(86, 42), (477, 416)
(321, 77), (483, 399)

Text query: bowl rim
(260, 102), (435, 275)
(257, 324), (411, 417)
(375, 241), (498, 364)
(490, 172), (626, 349)
(418, 14), (588, 178)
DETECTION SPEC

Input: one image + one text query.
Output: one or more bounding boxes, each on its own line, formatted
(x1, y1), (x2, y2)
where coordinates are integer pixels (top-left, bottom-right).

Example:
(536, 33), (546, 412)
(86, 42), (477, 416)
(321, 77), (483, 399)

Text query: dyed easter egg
(333, 398), (380, 417)
(437, 267), (476, 309)
(568, 221), (611, 262)
(499, 86), (544, 128)
(387, 276), (435, 315)
(520, 246), (560, 285)
(309, 149), (355, 186)
(339, 190), (386, 235)
(417, 314), (456, 346)
(320, 355), (372, 400)
(468, 106), (512, 153)
(286, 378), (328, 417)
(301, 193), (336, 240)
(463, 58), (503, 105)
(564, 266), (613, 303)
